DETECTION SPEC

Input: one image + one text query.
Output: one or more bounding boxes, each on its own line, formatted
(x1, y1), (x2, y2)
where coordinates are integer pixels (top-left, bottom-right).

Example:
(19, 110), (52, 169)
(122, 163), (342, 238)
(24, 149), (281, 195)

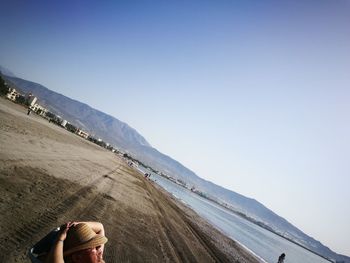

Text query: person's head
(63, 223), (108, 263)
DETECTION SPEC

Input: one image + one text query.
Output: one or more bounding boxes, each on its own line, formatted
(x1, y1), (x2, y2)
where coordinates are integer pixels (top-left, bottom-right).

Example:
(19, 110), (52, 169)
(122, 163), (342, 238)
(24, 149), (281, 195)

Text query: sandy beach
(0, 97), (259, 263)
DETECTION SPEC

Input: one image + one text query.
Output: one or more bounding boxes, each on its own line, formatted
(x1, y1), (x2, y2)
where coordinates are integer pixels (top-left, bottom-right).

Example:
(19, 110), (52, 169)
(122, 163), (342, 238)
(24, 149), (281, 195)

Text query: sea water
(143, 171), (331, 263)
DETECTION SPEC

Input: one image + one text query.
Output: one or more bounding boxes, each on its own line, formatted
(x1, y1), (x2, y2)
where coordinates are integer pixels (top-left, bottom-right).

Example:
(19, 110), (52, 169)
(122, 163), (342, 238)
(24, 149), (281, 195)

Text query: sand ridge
(0, 97), (260, 263)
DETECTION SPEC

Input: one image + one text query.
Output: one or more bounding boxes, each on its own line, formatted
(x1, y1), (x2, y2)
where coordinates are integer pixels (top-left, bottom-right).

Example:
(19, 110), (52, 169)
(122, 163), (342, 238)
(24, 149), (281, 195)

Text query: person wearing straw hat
(45, 221), (108, 263)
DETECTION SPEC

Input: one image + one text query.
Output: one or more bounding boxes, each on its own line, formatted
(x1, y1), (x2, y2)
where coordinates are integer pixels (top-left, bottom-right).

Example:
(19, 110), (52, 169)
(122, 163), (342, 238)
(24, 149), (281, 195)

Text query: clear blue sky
(1, 0), (349, 256)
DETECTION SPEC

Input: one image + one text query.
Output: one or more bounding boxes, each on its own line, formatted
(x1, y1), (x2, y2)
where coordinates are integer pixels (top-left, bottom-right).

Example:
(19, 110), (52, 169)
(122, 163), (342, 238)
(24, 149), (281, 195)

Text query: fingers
(59, 222), (73, 236)
(71, 221), (79, 226)
(67, 221), (75, 228)
(61, 221), (76, 229)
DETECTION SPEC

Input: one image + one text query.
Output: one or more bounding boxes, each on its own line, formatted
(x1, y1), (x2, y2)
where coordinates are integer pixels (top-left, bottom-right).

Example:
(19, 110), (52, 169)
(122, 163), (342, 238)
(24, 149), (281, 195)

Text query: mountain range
(1, 67), (348, 263)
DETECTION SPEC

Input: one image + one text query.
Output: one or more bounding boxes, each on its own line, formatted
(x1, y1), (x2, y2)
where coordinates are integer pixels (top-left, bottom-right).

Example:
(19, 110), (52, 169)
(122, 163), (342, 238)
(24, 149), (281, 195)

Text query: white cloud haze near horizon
(1, 0), (349, 256)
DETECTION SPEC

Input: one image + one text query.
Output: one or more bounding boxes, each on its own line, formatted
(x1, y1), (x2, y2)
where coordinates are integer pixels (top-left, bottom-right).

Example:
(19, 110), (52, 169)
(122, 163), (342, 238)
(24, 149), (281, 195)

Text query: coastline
(139, 165), (334, 263)
(135, 166), (267, 263)
(153, 182), (267, 263)
(0, 97), (260, 262)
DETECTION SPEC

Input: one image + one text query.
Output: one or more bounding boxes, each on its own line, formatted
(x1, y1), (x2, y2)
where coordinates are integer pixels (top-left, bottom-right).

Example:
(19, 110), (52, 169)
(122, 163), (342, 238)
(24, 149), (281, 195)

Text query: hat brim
(63, 235), (108, 257)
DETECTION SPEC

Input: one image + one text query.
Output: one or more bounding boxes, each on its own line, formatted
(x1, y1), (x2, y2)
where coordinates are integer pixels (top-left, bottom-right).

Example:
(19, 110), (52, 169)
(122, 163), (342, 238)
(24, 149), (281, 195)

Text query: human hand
(57, 222), (74, 241)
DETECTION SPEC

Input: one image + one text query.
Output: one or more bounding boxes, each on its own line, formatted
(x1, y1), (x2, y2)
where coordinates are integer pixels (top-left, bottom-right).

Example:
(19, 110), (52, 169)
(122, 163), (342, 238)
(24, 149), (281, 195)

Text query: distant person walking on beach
(45, 221), (107, 263)
(278, 253), (286, 263)
(27, 108), (31, 115)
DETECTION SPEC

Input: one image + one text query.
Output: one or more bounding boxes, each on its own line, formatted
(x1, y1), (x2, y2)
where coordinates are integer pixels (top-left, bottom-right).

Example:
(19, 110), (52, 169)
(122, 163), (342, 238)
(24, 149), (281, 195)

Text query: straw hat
(63, 223), (108, 256)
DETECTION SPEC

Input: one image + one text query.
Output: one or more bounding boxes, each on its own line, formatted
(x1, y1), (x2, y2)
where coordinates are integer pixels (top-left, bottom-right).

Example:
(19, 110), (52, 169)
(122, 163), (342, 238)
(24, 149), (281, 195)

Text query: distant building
(61, 120), (68, 127)
(77, 129), (89, 139)
(6, 88), (19, 101)
(27, 95), (37, 106)
(30, 103), (48, 116)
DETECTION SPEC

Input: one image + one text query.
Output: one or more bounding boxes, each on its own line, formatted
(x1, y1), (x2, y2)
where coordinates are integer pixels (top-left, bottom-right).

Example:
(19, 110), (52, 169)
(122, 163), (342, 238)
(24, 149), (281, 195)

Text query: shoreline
(154, 181), (267, 263)
(135, 166), (264, 262)
(139, 166), (334, 263)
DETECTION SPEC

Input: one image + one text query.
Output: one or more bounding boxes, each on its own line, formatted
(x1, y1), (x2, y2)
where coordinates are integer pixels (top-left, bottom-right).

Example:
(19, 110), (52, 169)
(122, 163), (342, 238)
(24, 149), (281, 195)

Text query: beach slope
(0, 97), (259, 263)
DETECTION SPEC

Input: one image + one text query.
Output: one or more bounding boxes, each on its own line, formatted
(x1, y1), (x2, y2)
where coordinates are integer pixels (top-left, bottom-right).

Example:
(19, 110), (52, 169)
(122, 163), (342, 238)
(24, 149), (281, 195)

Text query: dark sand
(0, 97), (260, 263)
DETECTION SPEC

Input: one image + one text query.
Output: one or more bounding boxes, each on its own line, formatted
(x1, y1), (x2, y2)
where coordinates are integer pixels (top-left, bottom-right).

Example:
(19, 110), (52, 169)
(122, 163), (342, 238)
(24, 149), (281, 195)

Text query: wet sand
(0, 97), (260, 263)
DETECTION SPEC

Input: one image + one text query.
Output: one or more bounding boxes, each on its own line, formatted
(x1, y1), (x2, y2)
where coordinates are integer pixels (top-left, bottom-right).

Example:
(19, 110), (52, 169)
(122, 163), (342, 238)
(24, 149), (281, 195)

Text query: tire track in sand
(143, 178), (228, 263)
(141, 180), (182, 263)
(1, 166), (120, 262)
